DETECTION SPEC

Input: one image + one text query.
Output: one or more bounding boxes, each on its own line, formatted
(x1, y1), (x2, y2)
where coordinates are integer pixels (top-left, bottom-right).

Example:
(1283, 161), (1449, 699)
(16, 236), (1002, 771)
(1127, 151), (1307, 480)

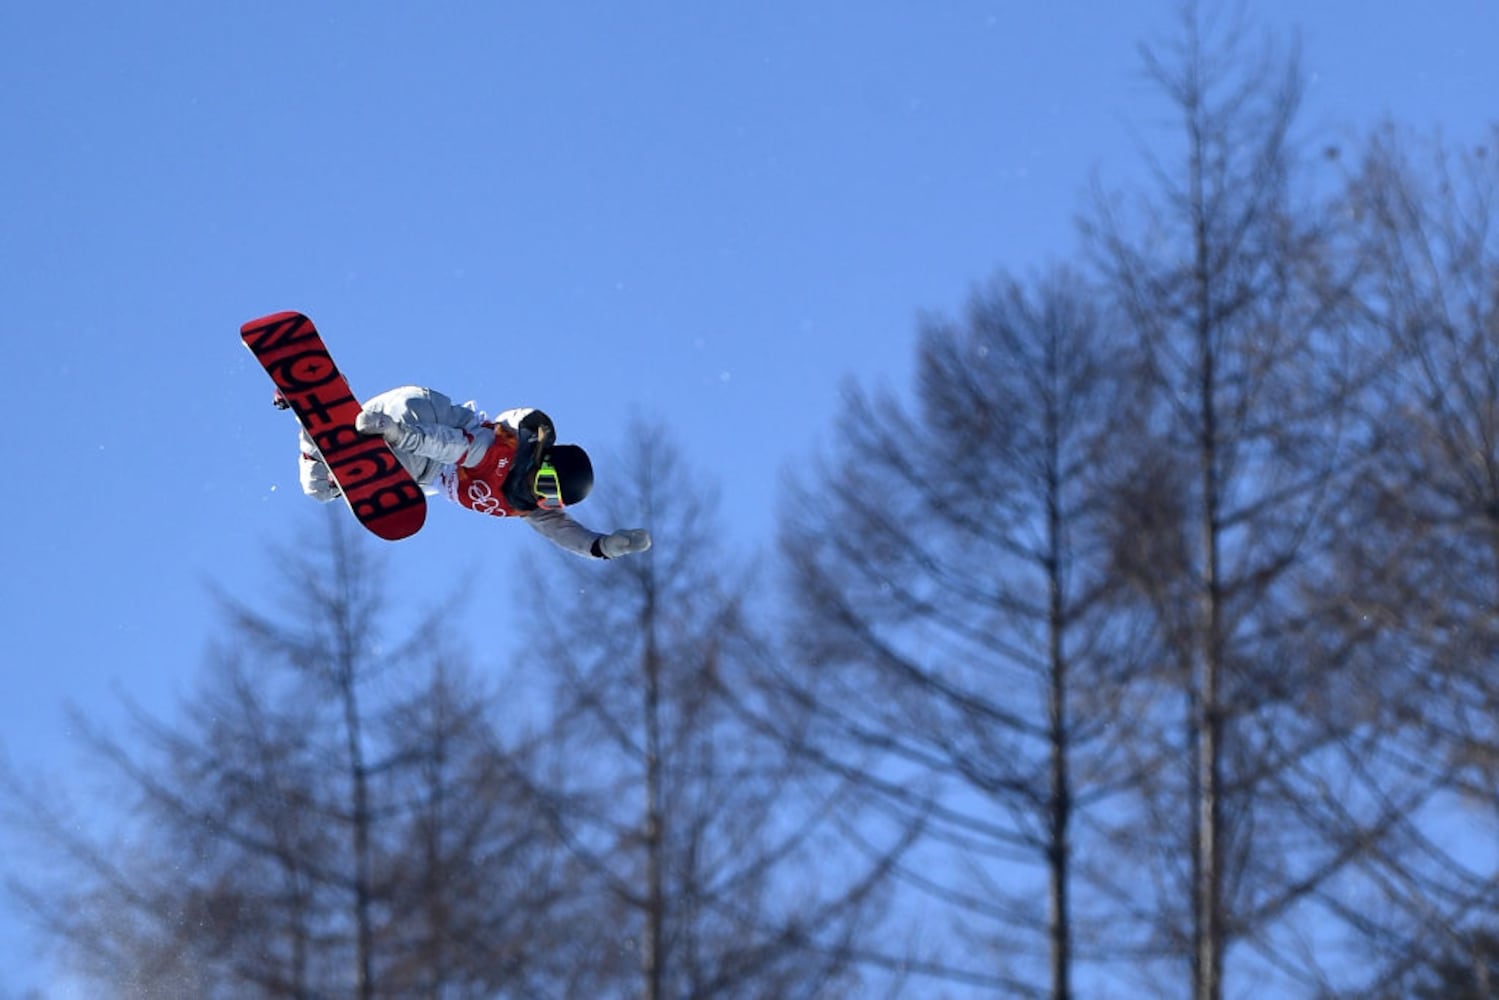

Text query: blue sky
(2, 1), (1495, 991)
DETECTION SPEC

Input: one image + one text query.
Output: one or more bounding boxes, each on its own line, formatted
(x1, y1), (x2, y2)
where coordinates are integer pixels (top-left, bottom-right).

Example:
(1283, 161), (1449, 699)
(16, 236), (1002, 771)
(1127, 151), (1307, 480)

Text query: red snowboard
(241, 311), (426, 541)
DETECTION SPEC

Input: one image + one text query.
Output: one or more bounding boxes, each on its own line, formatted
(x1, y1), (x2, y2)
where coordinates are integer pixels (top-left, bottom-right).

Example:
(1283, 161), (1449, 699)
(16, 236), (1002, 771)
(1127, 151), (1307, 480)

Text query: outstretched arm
(525, 509), (652, 560)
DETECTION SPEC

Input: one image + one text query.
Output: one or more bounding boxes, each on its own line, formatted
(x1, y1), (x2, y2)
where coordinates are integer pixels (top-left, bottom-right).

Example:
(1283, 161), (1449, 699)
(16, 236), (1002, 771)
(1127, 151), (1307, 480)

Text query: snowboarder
(297, 385), (652, 560)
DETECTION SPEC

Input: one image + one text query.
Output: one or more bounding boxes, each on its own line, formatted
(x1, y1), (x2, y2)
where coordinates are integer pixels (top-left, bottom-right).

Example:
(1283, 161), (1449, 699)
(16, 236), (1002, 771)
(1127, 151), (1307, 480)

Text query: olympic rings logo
(466, 479), (507, 516)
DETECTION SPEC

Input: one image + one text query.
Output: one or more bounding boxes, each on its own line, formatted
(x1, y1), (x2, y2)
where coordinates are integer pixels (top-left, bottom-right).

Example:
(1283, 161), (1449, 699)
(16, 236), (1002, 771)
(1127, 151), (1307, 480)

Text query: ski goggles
(534, 461), (565, 510)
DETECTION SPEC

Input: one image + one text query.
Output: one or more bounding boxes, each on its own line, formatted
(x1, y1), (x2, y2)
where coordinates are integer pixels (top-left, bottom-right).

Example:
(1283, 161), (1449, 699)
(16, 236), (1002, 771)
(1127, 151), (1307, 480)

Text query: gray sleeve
(362, 387), (493, 467)
(524, 508), (606, 559)
(384, 423), (494, 466)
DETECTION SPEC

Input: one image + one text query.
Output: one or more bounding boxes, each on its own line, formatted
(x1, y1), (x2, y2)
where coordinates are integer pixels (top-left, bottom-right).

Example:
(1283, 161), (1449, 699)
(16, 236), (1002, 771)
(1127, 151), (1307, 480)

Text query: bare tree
(1083, 6), (1402, 997)
(515, 421), (900, 1000)
(771, 267), (1143, 998)
(1315, 124), (1499, 995)
(2, 515), (573, 997)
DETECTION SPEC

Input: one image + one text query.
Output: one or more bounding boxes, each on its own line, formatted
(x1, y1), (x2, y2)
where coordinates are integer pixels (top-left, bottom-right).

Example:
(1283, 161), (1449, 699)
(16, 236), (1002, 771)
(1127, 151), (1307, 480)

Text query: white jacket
(299, 386), (606, 558)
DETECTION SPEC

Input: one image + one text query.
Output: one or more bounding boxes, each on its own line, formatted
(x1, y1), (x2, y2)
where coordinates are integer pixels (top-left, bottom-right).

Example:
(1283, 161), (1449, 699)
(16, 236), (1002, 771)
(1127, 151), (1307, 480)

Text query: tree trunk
(333, 530), (376, 1000)
(1192, 188), (1224, 1000)
(1046, 397), (1074, 1000)
(642, 567), (667, 1000)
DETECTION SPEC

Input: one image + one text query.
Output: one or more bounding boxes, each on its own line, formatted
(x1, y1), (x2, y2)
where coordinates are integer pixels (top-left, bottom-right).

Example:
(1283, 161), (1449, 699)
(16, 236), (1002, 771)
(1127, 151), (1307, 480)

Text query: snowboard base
(241, 311), (426, 541)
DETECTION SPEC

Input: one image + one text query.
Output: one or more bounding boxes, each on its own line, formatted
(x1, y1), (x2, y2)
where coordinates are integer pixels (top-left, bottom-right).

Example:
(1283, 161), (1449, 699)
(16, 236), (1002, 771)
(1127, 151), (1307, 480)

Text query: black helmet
(538, 444), (594, 507)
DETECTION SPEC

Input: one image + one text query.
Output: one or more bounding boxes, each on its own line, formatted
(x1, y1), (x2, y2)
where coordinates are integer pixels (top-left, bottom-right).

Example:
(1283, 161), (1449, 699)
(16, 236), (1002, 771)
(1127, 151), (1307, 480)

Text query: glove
(355, 410), (427, 453)
(308, 475), (343, 502)
(355, 410), (398, 438)
(300, 453), (343, 502)
(599, 529), (652, 558)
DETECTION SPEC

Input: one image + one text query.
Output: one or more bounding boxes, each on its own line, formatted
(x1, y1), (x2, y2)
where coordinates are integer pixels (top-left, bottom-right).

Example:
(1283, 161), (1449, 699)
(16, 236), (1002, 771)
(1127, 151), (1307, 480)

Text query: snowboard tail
(241, 311), (426, 541)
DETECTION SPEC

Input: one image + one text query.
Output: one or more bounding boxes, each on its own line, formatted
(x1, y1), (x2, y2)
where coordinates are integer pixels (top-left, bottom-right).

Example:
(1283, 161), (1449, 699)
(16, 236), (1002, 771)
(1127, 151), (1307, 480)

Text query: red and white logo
(465, 479), (507, 516)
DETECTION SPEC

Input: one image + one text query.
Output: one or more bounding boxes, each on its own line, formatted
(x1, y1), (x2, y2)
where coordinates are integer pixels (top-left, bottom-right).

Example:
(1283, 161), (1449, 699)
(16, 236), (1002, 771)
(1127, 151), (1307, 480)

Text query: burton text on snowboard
(241, 311), (426, 541)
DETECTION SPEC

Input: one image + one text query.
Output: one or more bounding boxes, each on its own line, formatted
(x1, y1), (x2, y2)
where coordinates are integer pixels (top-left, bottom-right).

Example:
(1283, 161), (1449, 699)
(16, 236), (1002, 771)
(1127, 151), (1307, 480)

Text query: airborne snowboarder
(299, 385), (651, 560)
